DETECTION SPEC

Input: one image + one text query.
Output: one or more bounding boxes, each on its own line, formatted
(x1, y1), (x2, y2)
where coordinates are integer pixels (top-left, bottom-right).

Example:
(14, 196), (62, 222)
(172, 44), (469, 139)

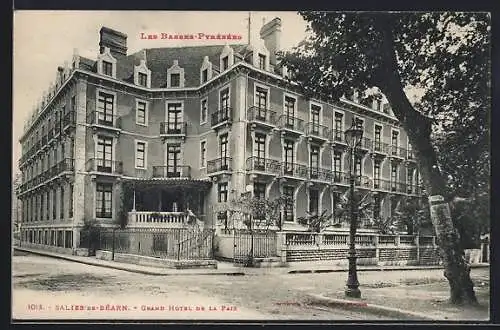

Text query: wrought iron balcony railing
(207, 157), (232, 174)
(331, 129), (346, 144)
(309, 167), (336, 182)
(159, 122), (187, 135)
(87, 111), (122, 129)
(305, 123), (330, 140)
(390, 145), (407, 158)
(373, 141), (390, 154)
(57, 158), (75, 174)
(86, 158), (123, 174)
(211, 107), (232, 127)
(246, 157), (282, 175)
(358, 137), (373, 150)
(276, 115), (305, 133)
(152, 165), (191, 178)
(247, 107), (277, 125)
(281, 162), (308, 179)
(62, 111), (76, 128)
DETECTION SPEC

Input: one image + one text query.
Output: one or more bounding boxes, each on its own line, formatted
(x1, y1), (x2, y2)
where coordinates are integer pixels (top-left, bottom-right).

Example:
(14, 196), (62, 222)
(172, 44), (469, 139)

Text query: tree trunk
(374, 21), (478, 304)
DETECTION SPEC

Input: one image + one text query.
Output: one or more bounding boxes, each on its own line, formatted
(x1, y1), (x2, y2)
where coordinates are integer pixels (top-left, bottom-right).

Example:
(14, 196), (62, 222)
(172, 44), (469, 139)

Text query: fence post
(415, 235), (420, 265)
(374, 234), (379, 264)
(112, 228), (116, 261)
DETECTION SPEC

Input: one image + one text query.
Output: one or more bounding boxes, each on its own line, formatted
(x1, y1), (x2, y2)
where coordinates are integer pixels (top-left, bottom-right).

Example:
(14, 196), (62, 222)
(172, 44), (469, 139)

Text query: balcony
(152, 165), (191, 179)
(389, 145), (407, 159)
(247, 107), (277, 129)
(407, 149), (416, 162)
(86, 158), (123, 174)
(41, 135), (48, 147)
(305, 123), (330, 143)
(276, 115), (305, 136)
(374, 179), (408, 194)
(309, 167), (336, 182)
(352, 175), (372, 189)
(280, 162), (308, 179)
(211, 107), (232, 129)
(207, 157), (232, 174)
(331, 129), (348, 146)
(54, 121), (62, 137)
(57, 158), (75, 174)
(358, 137), (373, 151)
(246, 157), (281, 175)
(332, 171), (349, 185)
(62, 111), (76, 130)
(372, 141), (390, 155)
(159, 122), (187, 137)
(87, 111), (122, 131)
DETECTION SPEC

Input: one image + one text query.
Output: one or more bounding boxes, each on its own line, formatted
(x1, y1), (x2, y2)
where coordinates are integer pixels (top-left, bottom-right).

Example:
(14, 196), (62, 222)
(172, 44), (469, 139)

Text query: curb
(14, 247), (245, 276)
(305, 293), (439, 321)
(288, 264), (489, 274)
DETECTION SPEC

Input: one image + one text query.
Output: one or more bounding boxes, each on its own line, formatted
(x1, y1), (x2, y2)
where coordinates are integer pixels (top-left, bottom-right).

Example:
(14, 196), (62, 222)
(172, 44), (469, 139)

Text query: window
(45, 191), (49, 220)
(220, 88), (230, 111)
(255, 86), (268, 119)
(311, 104), (321, 133)
(167, 103), (183, 134)
(135, 141), (146, 169)
(200, 98), (208, 124)
(71, 96), (76, 112)
(254, 182), (266, 200)
(375, 99), (382, 111)
(138, 72), (148, 87)
(200, 141), (207, 168)
(391, 130), (399, 155)
(103, 61), (113, 76)
(201, 69), (208, 83)
(407, 169), (413, 193)
(391, 164), (398, 191)
(170, 73), (180, 87)
(96, 183), (113, 218)
(310, 145), (320, 178)
(60, 186), (64, 219)
(218, 182), (228, 203)
(167, 144), (181, 177)
(284, 96), (296, 128)
(258, 54), (266, 70)
(52, 189), (57, 220)
(68, 184), (73, 218)
(309, 189), (319, 215)
(136, 101), (147, 125)
(284, 140), (294, 175)
(254, 133), (266, 170)
(97, 91), (114, 125)
(374, 125), (382, 151)
(220, 134), (229, 169)
(408, 142), (413, 159)
(334, 112), (343, 141)
(283, 186), (294, 222)
(221, 56), (229, 71)
(374, 160), (381, 188)
(96, 136), (113, 172)
(333, 151), (342, 182)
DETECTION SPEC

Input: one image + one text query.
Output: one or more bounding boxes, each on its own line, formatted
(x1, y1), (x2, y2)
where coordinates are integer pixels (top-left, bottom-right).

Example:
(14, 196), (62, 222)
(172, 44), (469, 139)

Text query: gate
(233, 229), (277, 266)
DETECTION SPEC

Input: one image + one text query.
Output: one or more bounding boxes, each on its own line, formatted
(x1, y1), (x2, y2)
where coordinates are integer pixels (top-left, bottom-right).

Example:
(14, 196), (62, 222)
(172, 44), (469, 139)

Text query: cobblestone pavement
(13, 254), (402, 321)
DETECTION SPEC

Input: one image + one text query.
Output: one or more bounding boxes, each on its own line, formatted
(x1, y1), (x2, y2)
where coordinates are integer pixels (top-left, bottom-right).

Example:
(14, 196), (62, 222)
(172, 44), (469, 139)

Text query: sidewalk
(14, 246), (489, 277)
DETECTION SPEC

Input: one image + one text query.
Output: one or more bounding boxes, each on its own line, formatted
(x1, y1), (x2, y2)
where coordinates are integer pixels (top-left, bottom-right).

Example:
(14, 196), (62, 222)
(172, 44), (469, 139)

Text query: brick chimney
(99, 27), (128, 57)
(259, 17), (282, 66)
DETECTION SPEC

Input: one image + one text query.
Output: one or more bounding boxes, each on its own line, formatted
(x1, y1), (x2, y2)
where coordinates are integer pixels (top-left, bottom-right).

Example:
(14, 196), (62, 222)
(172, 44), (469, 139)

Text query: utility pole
(247, 12), (251, 45)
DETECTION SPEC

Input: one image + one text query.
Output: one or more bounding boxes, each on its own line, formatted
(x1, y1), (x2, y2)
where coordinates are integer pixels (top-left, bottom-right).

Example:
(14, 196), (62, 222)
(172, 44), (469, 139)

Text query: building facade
(17, 19), (423, 251)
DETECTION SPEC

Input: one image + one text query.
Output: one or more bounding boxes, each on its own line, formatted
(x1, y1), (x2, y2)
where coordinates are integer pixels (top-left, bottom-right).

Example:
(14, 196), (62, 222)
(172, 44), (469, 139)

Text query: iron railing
(152, 165), (191, 178)
(390, 145), (407, 158)
(331, 129), (346, 144)
(246, 157), (282, 175)
(247, 106), (277, 125)
(87, 111), (122, 129)
(276, 115), (305, 133)
(281, 162), (308, 179)
(207, 157), (232, 173)
(211, 107), (232, 127)
(309, 167), (336, 182)
(159, 122), (187, 135)
(305, 122), (330, 140)
(373, 141), (390, 154)
(86, 158), (123, 174)
(62, 111), (76, 129)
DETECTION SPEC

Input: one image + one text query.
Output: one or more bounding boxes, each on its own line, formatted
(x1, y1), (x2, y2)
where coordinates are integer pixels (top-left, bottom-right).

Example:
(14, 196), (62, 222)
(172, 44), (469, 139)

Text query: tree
(298, 209), (336, 233)
(280, 12), (490, 305)
(392, 196), (433, 235)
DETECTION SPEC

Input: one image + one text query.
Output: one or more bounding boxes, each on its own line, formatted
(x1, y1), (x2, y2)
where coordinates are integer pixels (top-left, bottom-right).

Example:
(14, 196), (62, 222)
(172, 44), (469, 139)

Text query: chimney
(259, 17), (282, 66)
(99, 27), (128, 57)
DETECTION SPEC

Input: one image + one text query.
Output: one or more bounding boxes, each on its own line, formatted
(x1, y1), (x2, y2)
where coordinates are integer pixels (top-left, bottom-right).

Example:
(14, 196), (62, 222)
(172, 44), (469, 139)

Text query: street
(12, 253), (489, 321)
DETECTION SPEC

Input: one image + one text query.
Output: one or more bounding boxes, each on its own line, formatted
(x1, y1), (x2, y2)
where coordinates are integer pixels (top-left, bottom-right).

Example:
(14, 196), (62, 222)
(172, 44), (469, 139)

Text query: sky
(12, 11), (309, 179)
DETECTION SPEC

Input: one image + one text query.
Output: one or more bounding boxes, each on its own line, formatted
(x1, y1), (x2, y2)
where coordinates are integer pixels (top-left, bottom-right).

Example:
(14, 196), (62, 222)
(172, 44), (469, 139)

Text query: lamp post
(344, 118), (363, 298)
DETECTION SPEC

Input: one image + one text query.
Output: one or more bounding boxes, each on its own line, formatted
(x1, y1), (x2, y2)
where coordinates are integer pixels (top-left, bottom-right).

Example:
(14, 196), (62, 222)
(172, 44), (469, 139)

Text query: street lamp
(344, 118), (363, 298)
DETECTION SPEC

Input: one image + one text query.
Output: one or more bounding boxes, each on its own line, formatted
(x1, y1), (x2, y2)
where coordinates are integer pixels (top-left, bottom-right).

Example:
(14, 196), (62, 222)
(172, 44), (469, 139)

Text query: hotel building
(16, 19), (423, 252)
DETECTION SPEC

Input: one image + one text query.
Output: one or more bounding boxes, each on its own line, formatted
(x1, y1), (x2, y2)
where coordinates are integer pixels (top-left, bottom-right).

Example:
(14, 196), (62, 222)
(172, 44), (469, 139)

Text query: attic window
(138, 72), (148, 87)
(103, 61), (113, 76)
(170, 73), (180, 87)
(201, 69), (208, 83)
(221, 56), (229, 71)
(258, 54), (266, 70)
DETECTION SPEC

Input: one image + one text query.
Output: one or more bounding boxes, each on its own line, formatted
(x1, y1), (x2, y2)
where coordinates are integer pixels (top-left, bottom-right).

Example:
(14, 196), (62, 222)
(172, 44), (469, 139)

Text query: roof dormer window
(222, 56), (229, 71)
(202, 69), (208, 83)
(167, 60), (185, 88)
(219, 45), (234, 72)
(134, 58), (151, 88)
(258, 54), (266, 70)
(97, 47), (117, 78)
(200, 56), (213, 85)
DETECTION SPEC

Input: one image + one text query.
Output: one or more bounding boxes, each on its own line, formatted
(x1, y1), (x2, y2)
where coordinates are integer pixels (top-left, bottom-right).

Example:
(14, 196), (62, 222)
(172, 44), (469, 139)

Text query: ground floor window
(57, 230), (64, 247)
(283, 186), (294, 222)
(51, 230), (55, 246)
(96, 183), (113, 218)
(65, 230), (73, 248)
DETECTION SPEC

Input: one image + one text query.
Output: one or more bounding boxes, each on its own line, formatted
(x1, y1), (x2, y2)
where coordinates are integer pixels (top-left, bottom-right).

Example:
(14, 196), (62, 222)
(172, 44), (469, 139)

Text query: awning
(122, 176), (213, 189)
